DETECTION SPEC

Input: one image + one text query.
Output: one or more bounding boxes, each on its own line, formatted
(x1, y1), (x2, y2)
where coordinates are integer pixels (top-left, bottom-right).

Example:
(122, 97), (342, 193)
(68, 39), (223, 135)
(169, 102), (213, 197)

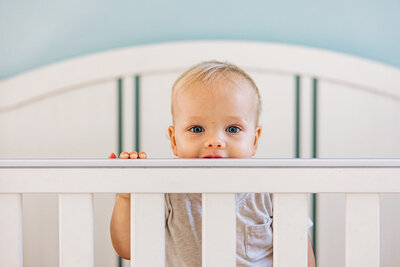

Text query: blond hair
(171, 60), (262, 124)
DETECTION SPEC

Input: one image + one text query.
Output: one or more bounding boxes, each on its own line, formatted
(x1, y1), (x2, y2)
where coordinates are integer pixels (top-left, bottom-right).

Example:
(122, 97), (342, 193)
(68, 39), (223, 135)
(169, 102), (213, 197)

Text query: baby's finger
(129, 151), (138, 159)
(138, 152), (147, 159)
(109, 152), (117, 159)
(119, 152), (130, 159)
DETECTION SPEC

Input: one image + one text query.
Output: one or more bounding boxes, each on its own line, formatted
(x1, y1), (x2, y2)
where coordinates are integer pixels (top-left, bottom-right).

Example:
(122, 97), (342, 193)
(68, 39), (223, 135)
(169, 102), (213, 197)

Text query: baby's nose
(205, 136), (225, 149)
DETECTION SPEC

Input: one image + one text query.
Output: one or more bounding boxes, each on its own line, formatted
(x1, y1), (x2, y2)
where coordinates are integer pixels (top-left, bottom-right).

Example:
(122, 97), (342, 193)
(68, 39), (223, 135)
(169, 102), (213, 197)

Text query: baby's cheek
(229, 146), (245, 158)
(239, 140), (255, 158)
(177, 144), (198, 158)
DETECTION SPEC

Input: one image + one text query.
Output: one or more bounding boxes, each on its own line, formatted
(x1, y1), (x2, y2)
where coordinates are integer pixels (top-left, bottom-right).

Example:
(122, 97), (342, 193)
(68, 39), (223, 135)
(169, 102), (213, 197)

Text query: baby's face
(169, 79), (261, 158)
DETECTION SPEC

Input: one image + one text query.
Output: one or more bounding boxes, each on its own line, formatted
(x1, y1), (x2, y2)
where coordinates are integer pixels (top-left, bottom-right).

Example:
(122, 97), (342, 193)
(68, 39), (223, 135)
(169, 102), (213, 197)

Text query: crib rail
(1, 158), (400, 267)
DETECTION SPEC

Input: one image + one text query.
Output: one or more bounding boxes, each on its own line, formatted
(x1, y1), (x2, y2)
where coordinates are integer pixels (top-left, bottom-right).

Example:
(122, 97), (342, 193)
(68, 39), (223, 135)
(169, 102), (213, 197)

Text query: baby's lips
(108, 152), (117, 159)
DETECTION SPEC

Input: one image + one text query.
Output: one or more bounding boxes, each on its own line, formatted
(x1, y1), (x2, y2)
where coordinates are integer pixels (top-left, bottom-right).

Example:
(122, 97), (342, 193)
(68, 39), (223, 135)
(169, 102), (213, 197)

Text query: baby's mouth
(202, 155), (223, 158)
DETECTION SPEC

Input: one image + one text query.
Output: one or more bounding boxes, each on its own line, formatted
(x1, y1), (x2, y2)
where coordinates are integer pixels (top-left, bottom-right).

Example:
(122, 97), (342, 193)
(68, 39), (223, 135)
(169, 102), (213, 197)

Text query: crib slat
(345, 193), (379, 267)
(273, 193), (308, 267)
(131, 193), (165, 267)
(0, 194), (23, 267)
(202, 193), (236, 267)
(122, 75), (135, 151)
(59, 194), (94, 267)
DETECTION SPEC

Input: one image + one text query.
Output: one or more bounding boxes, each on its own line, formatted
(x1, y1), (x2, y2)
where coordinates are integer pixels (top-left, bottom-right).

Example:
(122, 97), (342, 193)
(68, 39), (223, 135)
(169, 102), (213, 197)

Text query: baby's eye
(190, 126), (204, 133)
(226, 126), (240, 133)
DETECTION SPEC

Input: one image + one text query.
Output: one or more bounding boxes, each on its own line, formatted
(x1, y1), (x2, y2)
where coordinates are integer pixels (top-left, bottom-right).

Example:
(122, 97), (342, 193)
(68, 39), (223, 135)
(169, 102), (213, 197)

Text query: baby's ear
(252, 126), (262, 156)
(168, 126), (178, 156)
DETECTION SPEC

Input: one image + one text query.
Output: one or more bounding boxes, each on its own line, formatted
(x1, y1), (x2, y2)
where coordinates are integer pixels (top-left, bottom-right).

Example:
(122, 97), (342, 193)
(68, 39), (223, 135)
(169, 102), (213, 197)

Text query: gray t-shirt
(165, 193), (276, 266)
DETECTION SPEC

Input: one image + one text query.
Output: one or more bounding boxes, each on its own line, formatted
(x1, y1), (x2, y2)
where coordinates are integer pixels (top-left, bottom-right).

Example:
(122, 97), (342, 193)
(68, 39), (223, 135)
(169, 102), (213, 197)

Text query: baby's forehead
(178, 77), (256, 98)
(171, 67), (261, 125)
(173, 90), (257, 123)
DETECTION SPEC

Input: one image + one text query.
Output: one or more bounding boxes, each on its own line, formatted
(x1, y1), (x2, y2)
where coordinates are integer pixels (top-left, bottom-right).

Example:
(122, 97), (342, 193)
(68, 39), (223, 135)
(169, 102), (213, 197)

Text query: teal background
(1, 0), (399, 80)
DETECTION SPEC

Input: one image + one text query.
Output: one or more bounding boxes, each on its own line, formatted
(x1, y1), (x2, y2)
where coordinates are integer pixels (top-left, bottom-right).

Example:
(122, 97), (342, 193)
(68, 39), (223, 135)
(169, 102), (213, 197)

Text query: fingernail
(129, 151), (138, 159)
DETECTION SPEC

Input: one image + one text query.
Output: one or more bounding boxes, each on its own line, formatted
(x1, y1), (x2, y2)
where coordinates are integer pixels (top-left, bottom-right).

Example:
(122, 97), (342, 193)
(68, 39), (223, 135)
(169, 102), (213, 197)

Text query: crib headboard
(1, 40), (399, 159)
(1, 41), (400, 99)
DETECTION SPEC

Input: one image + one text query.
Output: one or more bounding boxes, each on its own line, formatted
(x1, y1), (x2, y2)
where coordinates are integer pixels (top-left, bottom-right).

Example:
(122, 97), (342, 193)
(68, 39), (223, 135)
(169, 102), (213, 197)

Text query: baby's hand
(108, 151), (147, 159)
(109, 151), (147, 199)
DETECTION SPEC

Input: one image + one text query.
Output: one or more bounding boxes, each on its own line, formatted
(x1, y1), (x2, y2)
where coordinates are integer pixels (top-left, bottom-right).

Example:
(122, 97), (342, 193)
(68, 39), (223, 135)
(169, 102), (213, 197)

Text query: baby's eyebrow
(185, 116), (204, 121)
(185, 116), (244, 121)
(223, 116), (248, 124)
(226, 116), (244, 121)
(183, 115), (247, 124)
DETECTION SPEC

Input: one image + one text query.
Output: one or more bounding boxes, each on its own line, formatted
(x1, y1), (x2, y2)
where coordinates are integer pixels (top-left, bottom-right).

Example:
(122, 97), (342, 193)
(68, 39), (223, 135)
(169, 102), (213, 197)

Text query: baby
(110, 61), (315, 266)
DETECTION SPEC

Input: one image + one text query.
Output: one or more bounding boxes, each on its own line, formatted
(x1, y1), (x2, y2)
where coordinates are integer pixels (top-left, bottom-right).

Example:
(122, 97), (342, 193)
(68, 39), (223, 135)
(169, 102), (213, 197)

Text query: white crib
(1, 158), (400, 267)
(1, 41), (400, 266)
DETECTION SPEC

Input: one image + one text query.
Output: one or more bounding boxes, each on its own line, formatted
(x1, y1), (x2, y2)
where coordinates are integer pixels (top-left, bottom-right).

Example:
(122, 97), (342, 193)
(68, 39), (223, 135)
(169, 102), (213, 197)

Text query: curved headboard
(1, 40), (399, 112)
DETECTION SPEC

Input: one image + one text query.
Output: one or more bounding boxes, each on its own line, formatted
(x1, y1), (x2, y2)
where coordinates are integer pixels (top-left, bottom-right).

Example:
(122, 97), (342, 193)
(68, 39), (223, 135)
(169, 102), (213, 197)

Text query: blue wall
(1, 0), (399, 80)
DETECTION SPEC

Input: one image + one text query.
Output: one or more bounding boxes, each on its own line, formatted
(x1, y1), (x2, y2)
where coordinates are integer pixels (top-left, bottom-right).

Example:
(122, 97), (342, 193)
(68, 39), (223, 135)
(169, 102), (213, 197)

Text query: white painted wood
(299, 76), (313, 159)
(273, 193), (308, 267)
(122, 76), (135, 152)
(59, 194), (94, 267)
(0, 160), (396, 267)
(0, 194), (23, 267)
(141, 73), (178, 157)
(345, 194), (380, 267)
(0, 81), (117, 158)
(4, 158), (399, 168)
(202, 193), (236, 267)
(0, 82), (117, 267)
(1, 160), (400, 193)
(318, 80), (400, 267)
(131, 193), (165, 267)
(250, 72), (295, 158)
(1, 41), (399, 111)
(0, 81), (117, 267)
(319, 81), (400, 158)
(299, 76), (315, 240)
